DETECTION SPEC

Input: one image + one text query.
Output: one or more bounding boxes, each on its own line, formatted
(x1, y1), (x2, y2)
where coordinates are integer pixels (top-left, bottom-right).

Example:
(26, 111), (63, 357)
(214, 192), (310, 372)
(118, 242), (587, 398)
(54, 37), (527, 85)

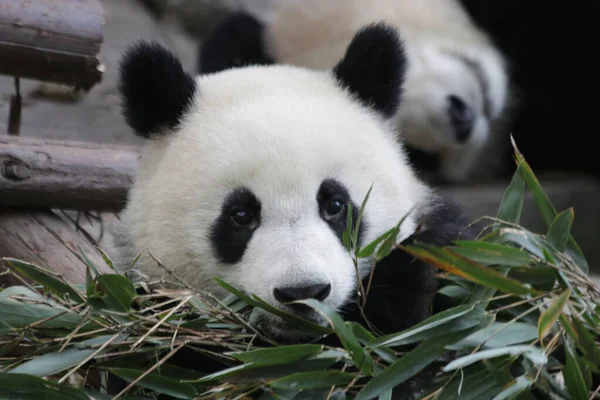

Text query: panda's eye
(324, 198), (346, 218)
(231, 209), (254, 226)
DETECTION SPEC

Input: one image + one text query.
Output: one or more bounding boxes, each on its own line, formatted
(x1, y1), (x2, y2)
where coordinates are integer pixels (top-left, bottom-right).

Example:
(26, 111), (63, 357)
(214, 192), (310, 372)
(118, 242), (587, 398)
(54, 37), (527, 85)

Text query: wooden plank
(0, 0), (104, 55)
(0, 209), (114, 286)
(0, 135), (139, 212)
(0, 0), (105, 88)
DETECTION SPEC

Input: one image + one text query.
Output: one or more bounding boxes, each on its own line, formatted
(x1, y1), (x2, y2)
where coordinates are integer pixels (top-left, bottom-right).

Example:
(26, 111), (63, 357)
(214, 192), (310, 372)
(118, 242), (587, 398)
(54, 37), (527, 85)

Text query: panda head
(117, 24), (430, 340)
(397, 42), (508, 156)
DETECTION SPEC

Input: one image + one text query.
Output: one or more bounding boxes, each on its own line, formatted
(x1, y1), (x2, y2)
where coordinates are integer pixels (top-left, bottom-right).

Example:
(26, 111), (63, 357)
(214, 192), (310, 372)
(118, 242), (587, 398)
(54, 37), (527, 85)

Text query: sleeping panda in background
(198, 0), (513, 184)
(107, 23), (475, 398)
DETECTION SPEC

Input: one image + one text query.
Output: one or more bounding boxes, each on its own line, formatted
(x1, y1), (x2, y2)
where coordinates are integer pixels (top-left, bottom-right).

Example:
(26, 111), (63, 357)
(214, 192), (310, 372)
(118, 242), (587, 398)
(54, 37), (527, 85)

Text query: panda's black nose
(447, 95), (476, 142)
(273, 283), (331, 304)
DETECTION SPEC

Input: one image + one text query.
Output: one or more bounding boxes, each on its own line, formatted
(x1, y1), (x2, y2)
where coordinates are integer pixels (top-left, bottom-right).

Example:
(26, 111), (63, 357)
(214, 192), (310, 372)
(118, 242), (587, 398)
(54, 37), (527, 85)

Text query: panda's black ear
(118, 41), (197, 138)
(199, 11), (274, 74)
(333, 23), (407, 119)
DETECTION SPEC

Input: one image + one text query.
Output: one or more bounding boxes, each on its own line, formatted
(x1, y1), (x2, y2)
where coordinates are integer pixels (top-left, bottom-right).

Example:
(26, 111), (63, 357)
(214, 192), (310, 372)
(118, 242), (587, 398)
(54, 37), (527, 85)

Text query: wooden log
(0, 209), (114, 286)
(0, 0), (105, 89)
(0, 135), (139, 212)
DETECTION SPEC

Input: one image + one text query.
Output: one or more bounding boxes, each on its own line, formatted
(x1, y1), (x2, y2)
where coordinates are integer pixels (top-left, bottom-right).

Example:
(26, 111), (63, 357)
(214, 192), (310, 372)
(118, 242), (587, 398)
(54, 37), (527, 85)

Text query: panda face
(392, 43), (507, 162)
(116, 25), (430, 340)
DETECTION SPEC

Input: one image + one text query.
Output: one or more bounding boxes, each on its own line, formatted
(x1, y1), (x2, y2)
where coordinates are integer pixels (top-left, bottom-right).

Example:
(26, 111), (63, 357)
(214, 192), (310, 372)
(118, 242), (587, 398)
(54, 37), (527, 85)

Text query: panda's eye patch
(210, 187), (261, 264)
(317, 179), (350, 221)
(317, 179), (365, 248)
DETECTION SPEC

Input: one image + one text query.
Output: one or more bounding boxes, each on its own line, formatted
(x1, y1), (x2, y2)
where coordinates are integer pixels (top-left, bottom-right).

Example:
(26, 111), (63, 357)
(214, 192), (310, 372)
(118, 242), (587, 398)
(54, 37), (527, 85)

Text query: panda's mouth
(251, 309), (328, 343)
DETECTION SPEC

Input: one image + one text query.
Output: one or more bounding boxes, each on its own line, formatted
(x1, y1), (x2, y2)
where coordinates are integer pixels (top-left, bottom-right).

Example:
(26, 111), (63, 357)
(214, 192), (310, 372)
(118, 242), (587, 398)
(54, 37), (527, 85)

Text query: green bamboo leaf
(214, 278), (331, 335)
(496, 168), (525, 224)
(507, 267), (557, 292)
(228, 344), (324, 365)
(538, 288), (571, 343)
(546, 208), (574, 252)
(571, 317), (600, 366)
(451, 241), (533, 267)
(96, 274), (136, 312)
(400, 243), (535, 296)
(9, 333), (128, 377)
(0, 372), (111, 400)
(446, 321), (539, 351)
(297, 298), (374, 376)
(3, 258), (85, 303)
(563, 346), (589, 400)
(441, 345), (548, 372)
(269, 371), (355, 391)
(481, 228), (547, 260)
(353, 185), (374, 250)
(491, 375), (533, 400)
(109, 367), (198, 399)
(343, 203), (354, 251)
(357, 225), (398, 259)
(376, 227), (400, 260)
(369, 305), (486, 348)
(0, 288), (94, 331)
(437, 285), (470, 300)
(191, 358), (339, 383)
(347, 322), (398, 364)
(512, 141), (588, 274)
(356, 323), (489, 400)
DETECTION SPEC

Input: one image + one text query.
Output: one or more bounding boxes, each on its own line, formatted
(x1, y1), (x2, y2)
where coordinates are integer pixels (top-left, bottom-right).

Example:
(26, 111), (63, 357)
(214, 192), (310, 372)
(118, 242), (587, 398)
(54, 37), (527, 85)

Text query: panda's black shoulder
(343, 196), (475, 335)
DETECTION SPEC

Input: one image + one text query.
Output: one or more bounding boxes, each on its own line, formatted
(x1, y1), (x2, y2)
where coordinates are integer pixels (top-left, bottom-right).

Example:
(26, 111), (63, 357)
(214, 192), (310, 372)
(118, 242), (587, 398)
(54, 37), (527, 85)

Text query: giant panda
(107, 23), (475, 398)
(197, 0), (513, 184)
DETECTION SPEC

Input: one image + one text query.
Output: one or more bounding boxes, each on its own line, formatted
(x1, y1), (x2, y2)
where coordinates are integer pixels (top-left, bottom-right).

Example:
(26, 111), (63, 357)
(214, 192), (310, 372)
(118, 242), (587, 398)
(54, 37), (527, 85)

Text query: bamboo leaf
(214, 278), (331, 335)
(491, 375), (533, 400)
(511, 140), (588, 274)
(496, 168), (525, 224)
(546, 208), (574, 252)
(228, 344), (324, 365)
(563, 346), (589, 400)
(446, 321), (539, 351)
(538, 288), (571, 343)
(400, 243), (535, 297)
(3, 258), (85, 303)
(109, 367), (198, 399)
(297, 299), (374, 376)
(442, 345), (548, 372)
(356, 324), (488, 400)
(269, 371), (355, 391)
(9, 334), (128, 377)
(369, 305), (485, 348)
(96, 274), (136, 312)
(357, 225), (398, 259)
(452, 241), (533, 267)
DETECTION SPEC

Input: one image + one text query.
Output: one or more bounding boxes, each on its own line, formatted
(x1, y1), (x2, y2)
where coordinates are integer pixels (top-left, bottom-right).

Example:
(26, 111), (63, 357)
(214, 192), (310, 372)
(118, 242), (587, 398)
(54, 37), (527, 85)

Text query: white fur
(261, 0), (510, 182)
(109, 64), (432, 338)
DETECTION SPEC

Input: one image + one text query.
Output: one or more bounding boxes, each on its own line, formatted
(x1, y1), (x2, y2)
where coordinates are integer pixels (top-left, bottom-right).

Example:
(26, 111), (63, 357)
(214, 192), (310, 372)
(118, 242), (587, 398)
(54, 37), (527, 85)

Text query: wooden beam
(0, 136), (139, 212)
(0, 0), (105, 89)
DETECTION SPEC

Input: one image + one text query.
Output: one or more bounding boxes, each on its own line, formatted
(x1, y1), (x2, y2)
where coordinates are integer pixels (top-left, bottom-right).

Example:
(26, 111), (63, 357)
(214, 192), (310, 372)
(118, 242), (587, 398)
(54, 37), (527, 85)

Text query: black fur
(210, 187), (262, 264)
(118, 41), (197, 138)
(198, 11), (274, 74)
(333, 23), (407, 119)
(342, 198), (475, 334)
(317, 179), (366, 249)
